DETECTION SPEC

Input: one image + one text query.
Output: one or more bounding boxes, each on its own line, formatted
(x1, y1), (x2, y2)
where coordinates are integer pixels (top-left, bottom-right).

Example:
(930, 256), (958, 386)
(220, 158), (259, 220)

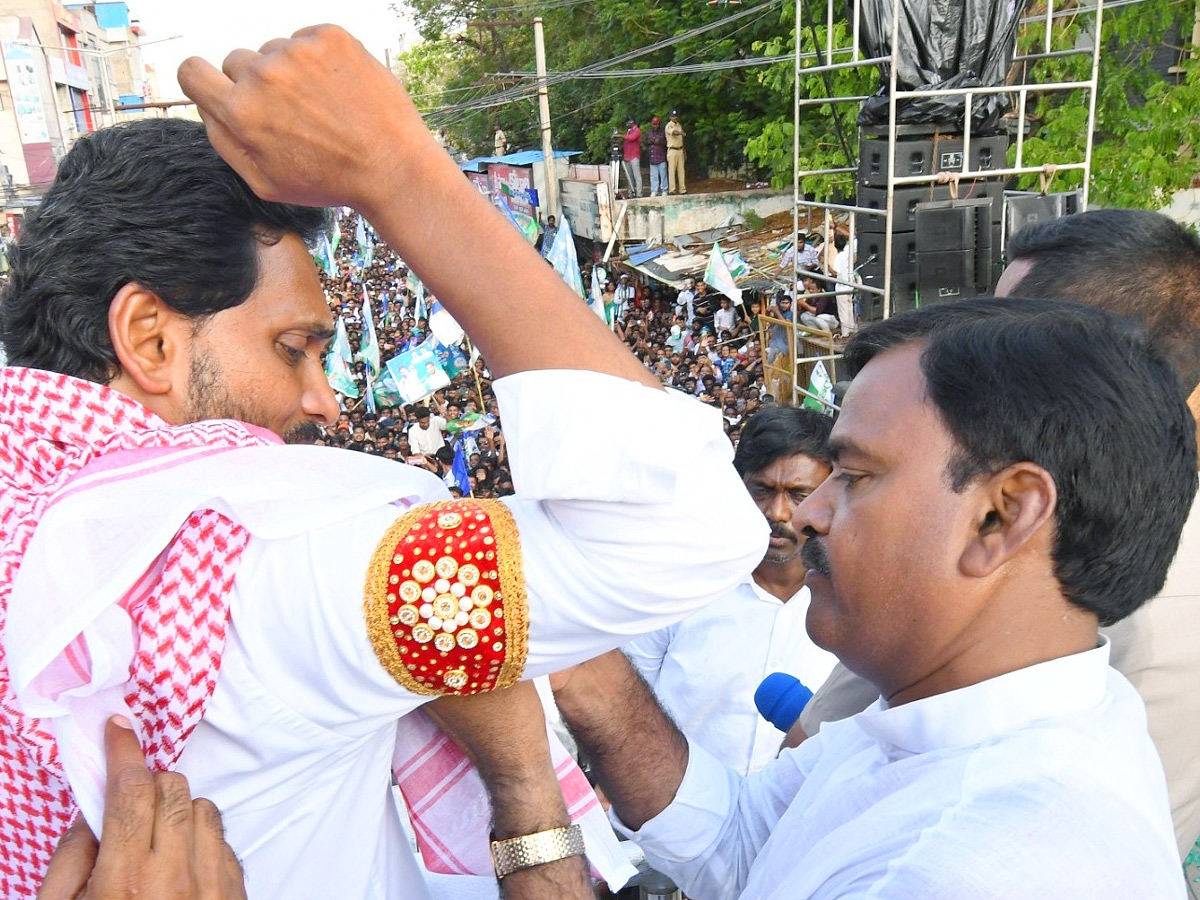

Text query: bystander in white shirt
(622, 638), (1185, 899)
(408, 414), (447, 455)
(625, 579), (838, 774)
(713, 304), (737, 336)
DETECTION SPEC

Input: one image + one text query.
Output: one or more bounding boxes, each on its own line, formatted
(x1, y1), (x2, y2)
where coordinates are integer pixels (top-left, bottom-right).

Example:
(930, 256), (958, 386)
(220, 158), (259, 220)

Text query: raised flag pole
(465, 336), (489, 414)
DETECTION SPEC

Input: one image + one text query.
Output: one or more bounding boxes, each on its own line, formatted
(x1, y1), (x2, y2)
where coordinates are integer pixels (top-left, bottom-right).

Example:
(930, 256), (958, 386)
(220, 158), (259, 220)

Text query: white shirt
(713, 306), (737, 334)
(615, 283), (636, 318)
(407, 415), (447, 455)
(625, 579), (838, 774)
(676, 288), (695, 324)
(833, 244), (853, 295)
(623, 640), (1185, 900)
(171, 370), (766, 900)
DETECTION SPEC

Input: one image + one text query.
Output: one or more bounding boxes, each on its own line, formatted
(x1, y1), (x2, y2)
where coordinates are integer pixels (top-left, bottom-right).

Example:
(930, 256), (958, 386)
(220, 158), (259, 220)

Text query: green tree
(1014, 0), (1200, 209)
(396, 0), (795, 175)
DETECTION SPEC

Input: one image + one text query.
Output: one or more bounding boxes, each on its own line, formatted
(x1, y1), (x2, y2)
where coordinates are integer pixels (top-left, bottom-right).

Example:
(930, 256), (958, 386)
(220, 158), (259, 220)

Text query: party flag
(704, 242), (744, 305)
(325, 316), (359, 398)
(429, 300), (464, 346)
(451, 438), (472, 495)
(359, 288), (380, 376)
(801, 360), (836, 415)
(545, 215), (585, 299)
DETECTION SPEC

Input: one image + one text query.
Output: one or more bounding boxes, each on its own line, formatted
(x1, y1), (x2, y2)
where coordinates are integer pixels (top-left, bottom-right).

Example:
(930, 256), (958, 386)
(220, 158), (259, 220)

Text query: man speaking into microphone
(624, 406), (839, 774)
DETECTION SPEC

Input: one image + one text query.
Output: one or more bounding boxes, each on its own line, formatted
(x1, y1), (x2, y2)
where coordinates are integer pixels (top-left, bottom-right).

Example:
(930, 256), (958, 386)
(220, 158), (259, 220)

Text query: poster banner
(386, 342), (451, 404)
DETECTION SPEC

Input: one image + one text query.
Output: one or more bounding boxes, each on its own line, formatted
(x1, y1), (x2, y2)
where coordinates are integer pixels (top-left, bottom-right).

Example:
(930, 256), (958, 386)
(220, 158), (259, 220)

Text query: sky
(130, 0), (420, 101)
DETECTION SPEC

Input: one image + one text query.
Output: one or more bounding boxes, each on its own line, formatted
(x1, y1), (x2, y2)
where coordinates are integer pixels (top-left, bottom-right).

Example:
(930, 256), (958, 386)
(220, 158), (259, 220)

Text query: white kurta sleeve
(615, 740), (807, 900)
(623, 624), (676, 688)
(233, 370), (766, 732)
(493, 370), (768, 678)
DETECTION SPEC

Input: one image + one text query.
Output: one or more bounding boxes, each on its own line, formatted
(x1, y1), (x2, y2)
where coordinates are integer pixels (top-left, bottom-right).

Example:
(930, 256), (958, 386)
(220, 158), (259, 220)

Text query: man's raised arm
(178, 25), (653, 386)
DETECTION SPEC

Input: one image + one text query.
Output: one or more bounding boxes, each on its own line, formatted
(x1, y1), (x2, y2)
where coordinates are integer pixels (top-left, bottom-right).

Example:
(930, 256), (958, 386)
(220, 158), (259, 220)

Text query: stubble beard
(184, 352), (323, 445)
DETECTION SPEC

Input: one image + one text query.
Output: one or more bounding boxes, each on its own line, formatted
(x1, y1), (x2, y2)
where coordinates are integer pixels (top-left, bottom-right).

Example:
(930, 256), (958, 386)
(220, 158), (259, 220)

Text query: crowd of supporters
(316, 213), (781, 495)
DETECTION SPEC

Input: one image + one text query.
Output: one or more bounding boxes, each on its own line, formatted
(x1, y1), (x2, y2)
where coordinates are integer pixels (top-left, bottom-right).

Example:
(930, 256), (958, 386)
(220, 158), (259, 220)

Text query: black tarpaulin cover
(854, 0), (1030, 131)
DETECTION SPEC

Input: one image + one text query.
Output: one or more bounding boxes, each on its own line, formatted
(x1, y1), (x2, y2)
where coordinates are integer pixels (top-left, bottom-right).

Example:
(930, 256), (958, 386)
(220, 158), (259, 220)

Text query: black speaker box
(858, 133), (1009, 187)
(856, 184), (951, 233)
(858, 271), (918, 321)
(1004, 190), (1083, 239)
(858, 232), (918, 278)
(917, 250), (978, 304)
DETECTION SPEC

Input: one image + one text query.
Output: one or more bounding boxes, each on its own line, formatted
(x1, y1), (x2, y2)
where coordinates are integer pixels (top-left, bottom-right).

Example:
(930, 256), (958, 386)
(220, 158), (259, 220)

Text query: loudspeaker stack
(854, 126), (1008, 319)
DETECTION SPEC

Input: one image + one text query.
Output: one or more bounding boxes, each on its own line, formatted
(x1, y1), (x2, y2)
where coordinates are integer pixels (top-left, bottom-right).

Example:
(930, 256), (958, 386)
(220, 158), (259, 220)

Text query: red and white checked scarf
(0, 367), (274, 897)
(393, 697), (636, 887)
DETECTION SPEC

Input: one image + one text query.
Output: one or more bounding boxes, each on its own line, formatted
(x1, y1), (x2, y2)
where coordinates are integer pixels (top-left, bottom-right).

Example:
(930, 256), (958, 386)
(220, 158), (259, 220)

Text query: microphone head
(754, 672), (813, 732)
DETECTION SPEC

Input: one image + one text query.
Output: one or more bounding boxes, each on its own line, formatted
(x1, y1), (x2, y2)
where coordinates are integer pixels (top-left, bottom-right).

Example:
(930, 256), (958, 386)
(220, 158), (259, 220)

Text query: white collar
(854, 637), (1111, 754)
(747, 574), (808, 607)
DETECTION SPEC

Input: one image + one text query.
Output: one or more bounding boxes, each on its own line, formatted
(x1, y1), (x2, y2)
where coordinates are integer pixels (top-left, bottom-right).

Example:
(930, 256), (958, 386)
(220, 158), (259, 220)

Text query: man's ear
(959, 462), (1057, 578)
(107, 283), (189, 396)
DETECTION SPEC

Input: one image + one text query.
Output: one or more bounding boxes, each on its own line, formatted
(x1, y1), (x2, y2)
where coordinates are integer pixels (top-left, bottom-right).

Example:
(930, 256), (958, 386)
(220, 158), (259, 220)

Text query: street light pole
(533, 17), (558, 220)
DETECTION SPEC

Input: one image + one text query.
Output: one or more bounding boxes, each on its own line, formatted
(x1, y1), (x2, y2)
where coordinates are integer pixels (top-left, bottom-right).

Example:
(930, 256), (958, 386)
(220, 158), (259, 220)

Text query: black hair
(733, 405), (833, 479)
(1, 119), (330, 381)
(833, 233), (848, 251)
(1005, 209), (1200, 392)
(844, 297), (1197, 625)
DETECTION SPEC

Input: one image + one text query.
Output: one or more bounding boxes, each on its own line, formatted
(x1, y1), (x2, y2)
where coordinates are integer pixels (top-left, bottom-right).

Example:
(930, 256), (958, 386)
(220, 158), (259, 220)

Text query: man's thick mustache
(769, 523), (797, 541)
(801, 533), (832, 578)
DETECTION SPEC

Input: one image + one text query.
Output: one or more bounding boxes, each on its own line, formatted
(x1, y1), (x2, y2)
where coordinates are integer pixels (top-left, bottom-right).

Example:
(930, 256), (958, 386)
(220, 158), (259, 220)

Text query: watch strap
(490, 823), (585, 879)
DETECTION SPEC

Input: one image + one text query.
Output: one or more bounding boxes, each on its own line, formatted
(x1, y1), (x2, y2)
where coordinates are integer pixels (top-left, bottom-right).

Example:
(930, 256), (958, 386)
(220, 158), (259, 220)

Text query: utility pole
(533, 17), (558, 220)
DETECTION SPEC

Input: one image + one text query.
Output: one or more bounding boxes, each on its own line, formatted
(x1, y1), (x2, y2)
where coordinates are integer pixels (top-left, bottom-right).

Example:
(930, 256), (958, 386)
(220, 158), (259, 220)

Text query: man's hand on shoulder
(38, 717), (246, 900)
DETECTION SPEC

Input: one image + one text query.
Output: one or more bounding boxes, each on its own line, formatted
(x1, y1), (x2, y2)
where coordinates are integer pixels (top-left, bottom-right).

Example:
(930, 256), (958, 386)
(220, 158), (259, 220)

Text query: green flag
(801, 360), (835, 415)
(325, 316), (359, 398)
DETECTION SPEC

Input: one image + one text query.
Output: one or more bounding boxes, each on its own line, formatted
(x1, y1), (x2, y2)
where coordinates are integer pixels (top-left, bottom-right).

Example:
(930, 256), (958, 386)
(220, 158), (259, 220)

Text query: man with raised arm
(0, 27), (764, 899)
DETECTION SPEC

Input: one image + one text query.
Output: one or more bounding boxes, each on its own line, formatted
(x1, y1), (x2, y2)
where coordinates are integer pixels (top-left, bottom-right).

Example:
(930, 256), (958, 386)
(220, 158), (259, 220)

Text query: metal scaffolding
(782, 0), (1105, 404)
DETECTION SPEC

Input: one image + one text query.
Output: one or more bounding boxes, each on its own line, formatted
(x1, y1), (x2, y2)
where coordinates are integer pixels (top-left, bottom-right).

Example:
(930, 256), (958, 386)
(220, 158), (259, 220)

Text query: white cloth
(624, 580), (837, 774)
(9, 369), (768, 900)
(622, 639), (1185, 900)
(408, 415), (448, 455)
(1105, 492), (1200, 856)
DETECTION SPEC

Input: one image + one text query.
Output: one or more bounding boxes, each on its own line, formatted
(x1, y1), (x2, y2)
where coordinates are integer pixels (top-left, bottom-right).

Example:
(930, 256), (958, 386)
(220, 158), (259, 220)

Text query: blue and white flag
(545, 215), (585, 299)
(359, 288), (380, 376)
(428, 299), (464, 346)
(451, 438), (472, 495)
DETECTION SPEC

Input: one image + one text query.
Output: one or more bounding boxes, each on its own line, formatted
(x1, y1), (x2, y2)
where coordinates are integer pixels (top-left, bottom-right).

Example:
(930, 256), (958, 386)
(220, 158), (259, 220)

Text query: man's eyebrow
(304, 324), (336, 341)
(827, 436), (881, 465)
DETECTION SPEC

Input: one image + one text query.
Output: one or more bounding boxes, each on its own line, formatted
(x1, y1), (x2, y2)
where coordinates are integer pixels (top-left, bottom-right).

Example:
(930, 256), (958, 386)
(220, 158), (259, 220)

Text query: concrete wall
(619, 188), (791, 242)
(1164, 188), (1200, 230)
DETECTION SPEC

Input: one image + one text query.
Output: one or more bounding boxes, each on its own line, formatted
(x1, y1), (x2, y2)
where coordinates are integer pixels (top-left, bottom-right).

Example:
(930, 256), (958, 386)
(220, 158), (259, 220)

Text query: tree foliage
(396, 0), (794, 170)
(1014, 0), (1200, 209)
(395, 0), (1199, 210)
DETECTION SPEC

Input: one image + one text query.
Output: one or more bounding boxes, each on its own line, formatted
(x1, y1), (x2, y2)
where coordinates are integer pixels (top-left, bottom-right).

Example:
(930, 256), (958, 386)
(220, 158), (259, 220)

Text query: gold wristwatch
(490, 823), (586, 879)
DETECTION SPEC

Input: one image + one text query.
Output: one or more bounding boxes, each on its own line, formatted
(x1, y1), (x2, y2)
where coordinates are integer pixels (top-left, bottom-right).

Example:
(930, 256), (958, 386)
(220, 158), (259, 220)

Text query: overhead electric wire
(424, 0), (782, 120)
(427, 0), (775, 138)
(433, 2), (777, 145)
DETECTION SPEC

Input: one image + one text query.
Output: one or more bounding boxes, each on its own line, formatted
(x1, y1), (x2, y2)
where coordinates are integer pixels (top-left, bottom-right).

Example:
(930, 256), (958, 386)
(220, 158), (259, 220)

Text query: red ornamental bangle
(365, 499), (528, 695)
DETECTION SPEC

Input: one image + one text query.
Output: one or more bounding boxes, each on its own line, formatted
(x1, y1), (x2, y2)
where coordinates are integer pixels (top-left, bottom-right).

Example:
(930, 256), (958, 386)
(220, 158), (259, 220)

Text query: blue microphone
(754, 672), (813, 732)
